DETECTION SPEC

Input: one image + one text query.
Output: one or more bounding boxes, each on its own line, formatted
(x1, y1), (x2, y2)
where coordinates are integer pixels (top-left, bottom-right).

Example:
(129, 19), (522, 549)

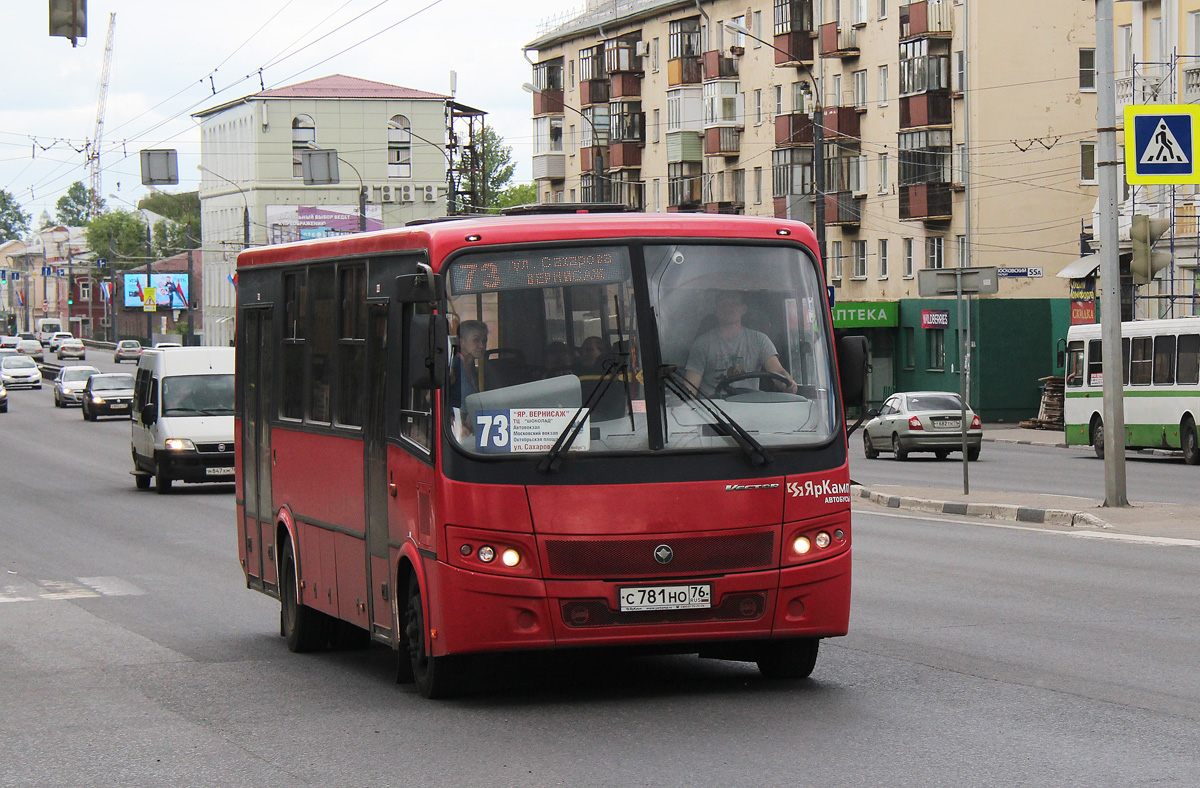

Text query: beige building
(193, 75), (452, 346)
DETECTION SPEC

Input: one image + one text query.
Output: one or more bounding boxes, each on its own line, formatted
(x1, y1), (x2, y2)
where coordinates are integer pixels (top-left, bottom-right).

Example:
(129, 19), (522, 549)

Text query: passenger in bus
(543, 341), (575, 379)
(449, 320), (488, 408)
(684, 291), (798, 397)
(575, 336), (612, 375)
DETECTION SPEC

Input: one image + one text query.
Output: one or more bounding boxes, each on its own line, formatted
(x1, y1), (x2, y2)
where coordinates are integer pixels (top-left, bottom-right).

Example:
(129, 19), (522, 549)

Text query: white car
(53, 365), (100, 407)
(862, 391), (983, 461)
(48, 332), (74, 352)
(0, 355), (42, 389)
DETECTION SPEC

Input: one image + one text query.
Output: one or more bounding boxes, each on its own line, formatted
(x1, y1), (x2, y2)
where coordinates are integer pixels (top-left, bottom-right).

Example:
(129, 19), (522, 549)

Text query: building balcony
(774, 30), (815, 66)
(531, 89), (564, 116)
(668, 182), (703, 210)
(704, 201), (744, 215)
(610, 72), (642, 98)
(825, 191), (862, 226)
(703, 50), (739, 80)
(818, 22), (858, 59)
(899, 182), (953, 221)
(774, 195), (815, 223)
(900, 0), (954, 40)
(1185, 67), (1200, 105)
(666, 130), (704, 163)
(776, 112), (814, 146)
(609, 142), (642, 169)
(822, 106), (861, 140)
(704, 126), (741, 157)
(1115, 75), (1157, 112)
(899, 90), (952, 128)
(668, 56), (703, 86)
(581, 145), (607, 173)
(532, 152), (566, 181)
(581, 79), (610, 106)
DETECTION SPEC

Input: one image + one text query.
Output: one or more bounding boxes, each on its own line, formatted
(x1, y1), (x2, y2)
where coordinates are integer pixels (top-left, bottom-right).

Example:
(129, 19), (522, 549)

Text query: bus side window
(1178, 334), (1200, 385)
(1087, 339), (1103, 386)
(401, 302), (434, 453)
(1122, 338), (1130, 385)
(1129, 337), (1153, 386)
(1153, 335), (1176, 386)
(1065, 341), (1084, 387)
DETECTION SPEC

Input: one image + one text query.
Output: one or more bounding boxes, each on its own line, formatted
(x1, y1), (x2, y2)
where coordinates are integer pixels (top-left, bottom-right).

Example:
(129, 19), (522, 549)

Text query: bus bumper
(428, 550), (851, 657)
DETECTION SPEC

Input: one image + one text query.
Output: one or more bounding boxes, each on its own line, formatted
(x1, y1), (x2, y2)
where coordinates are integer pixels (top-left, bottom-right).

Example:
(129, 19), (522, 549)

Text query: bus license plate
(206, 467), (234, 476)
(619, 584), (711, 612)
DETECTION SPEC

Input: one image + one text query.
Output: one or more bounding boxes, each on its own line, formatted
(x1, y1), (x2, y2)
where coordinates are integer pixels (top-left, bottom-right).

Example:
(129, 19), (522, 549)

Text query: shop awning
(1056, 254), (1100, 279)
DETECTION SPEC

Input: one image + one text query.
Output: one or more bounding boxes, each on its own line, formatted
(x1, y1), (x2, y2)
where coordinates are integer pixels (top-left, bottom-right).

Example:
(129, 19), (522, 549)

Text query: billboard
(266, 204), (383, 245)
(124, 274), (190, 309)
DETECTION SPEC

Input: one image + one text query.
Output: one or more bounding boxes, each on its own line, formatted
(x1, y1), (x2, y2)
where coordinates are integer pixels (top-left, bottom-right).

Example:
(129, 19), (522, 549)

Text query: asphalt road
(2, 396), (1197, 787)
(850, 435), (1198, 505)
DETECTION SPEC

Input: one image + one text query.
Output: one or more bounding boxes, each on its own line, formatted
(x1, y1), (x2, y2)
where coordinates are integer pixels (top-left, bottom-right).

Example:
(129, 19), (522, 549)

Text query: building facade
(193, 75), (452, 347)
(526, 0), (1102, 418)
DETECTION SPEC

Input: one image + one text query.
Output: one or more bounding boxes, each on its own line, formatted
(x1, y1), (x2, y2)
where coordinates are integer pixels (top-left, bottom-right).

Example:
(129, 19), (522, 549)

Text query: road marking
(859, 508), (1200, 548)
(0, 576), (146, 604)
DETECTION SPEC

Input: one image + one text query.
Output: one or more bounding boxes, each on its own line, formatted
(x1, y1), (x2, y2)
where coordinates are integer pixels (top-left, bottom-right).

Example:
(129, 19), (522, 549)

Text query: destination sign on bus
(449, 246), (627, 295)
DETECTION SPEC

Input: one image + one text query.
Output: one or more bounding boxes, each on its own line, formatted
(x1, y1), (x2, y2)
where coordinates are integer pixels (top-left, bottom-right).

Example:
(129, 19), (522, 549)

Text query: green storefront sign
(831, 301), (899, 328)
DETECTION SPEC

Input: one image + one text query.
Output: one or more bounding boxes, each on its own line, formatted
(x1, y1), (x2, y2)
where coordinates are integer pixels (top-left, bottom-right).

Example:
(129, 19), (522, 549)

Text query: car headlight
(164, 438), (196, 451)
(62, 386), (73, 393)
(91, 395), (105, 403)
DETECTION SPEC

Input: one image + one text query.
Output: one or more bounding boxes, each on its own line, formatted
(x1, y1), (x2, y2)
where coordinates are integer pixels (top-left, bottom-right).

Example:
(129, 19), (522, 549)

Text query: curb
(984, 436), (1069, 449)
(851, 484), (1111, 530)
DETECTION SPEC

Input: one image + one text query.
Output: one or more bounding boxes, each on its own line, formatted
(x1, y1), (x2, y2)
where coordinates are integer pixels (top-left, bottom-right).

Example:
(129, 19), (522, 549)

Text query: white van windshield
(161, 374), (235, 416)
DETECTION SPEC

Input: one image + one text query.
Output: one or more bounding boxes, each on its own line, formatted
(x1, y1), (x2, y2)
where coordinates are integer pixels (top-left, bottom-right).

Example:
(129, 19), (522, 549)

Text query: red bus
(235, 209), (866, 697)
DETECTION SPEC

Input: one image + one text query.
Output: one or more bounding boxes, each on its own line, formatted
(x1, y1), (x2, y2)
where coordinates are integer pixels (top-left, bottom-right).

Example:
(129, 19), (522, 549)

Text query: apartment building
(193, 75), (452, 347)
(526, 0), (1099, 419)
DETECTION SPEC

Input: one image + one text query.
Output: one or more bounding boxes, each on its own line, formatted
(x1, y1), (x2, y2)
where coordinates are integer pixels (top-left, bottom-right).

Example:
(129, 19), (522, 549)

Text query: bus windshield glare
(444, 243), (836, 457)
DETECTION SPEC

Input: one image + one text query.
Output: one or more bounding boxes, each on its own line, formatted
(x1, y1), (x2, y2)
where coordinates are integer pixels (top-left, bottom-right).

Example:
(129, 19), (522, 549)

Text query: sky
(0, 0), (575, 226)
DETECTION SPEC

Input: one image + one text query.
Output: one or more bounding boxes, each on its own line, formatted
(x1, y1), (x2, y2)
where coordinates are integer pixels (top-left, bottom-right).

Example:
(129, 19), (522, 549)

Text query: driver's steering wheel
(715, 371), (794, 398)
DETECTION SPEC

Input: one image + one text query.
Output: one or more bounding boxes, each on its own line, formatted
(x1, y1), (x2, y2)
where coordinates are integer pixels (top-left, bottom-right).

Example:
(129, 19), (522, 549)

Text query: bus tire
(756, 637), (820, 680)
(1183, 417), (1200, 466)
(280, 542), (329, 653)
(1091, 417), (1105, 460)
(405, 574), (462, 699)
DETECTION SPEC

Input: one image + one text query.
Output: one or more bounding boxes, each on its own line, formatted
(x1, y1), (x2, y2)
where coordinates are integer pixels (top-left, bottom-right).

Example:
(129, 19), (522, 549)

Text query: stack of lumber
(1019, 376), (1064, 430)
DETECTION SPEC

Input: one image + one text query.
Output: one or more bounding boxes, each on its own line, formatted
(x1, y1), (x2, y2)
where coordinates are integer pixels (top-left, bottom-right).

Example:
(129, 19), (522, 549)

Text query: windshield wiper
(538, 355), (629, 474)
(660, 365), (772, 467)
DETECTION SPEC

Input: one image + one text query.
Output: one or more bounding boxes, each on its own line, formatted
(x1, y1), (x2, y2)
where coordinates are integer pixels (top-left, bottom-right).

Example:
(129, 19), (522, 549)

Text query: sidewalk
(855, 423), (1200, 542)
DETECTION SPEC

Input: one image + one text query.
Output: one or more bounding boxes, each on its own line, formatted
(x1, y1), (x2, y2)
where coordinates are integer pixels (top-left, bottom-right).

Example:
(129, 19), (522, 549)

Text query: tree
(0, 189), (30, 241)
(464, 127), (517, 210)
(496, 183), (537, 209)
(56, 181), (103, 226)
(86, 210), (150, 263)
(139, 190), (201, 255)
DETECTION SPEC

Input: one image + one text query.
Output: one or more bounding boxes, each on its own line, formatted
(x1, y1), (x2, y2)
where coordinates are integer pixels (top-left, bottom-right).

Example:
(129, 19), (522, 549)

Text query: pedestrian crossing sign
(1124, 104), (1200, 184)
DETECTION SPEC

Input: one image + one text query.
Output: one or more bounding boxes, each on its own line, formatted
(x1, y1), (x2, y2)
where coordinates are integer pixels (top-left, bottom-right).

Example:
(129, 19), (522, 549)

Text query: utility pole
(1096, 0), (1129, 506)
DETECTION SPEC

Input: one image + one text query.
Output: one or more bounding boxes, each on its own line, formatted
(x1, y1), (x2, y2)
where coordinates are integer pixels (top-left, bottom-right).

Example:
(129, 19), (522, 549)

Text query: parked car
(81, 372), (135, 420)
(15, 339), (43, 362)
(0, 381), (7, 412)
(862, 391), (983, 461)
(0, 355), (42, 389)
(53, 365), (100, 407)
(48, 332), (74, 352)
(114, 339), (142, 363)
(56, 338), (87, 360)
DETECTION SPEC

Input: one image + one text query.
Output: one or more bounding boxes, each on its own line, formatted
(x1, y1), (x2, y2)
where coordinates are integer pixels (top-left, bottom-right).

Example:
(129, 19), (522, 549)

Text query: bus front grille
(543, 530), (775, 578)
(559, 593), (768, 628)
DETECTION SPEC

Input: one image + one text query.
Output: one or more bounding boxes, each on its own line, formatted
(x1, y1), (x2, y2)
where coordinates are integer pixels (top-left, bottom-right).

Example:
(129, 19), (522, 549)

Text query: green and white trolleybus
(1064, 317), (1200, 464)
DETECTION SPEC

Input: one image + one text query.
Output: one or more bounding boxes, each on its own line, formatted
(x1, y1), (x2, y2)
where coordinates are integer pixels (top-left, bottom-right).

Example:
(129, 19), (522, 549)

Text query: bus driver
(684, 291), (798, 397)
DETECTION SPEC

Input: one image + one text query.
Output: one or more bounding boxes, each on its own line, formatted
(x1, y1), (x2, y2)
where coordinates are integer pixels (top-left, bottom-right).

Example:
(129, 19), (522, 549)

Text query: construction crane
(87, 12), (116, 219)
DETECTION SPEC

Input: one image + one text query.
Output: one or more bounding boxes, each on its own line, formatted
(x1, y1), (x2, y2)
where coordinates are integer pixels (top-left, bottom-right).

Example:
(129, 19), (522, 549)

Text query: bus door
(240, 307), (274, 588)
(364, 303), (392, 636)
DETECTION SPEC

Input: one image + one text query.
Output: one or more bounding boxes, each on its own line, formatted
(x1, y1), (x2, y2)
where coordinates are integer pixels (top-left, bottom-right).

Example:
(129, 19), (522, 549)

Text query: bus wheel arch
(402, 568), (463, 698)
(394, 558), (417, 684)
(1182, 415), (1200, 466)
(1090, 414), (1105, 459)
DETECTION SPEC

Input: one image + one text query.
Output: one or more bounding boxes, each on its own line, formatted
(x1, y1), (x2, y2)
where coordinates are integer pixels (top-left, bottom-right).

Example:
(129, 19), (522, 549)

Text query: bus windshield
(444, 242), (836, 457)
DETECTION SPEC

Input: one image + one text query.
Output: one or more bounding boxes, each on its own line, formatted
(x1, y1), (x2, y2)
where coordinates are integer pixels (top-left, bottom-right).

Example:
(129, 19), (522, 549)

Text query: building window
(899, 39), (950, 96)
(732, 169), (746, 204)
(753, 10), (763, 43)
(878, 152), (889, 193)
(925, 236), (944, 269)
(830, 240), (843, 280)
(703, 81), (741, 125)
(1079, 48), (1096, 91)
(927, 328), (945, 370)
(668, 161), (703, 208)
(775, 84), (784, 116)
(291, 115), (316, 178)
(754, 166), (763, 204)
(533, 116), (564, 154)
(775, 0), (814, 35)
(878, 0), (887, 19)
(388, 115), (412, 178)
(669, 17), (701, 59)
(852, 240), (867, 278)
(652, 37), (660, 71)
(956, 142), (967, 183)
(878, 238), (889, 279)
(903, 237), (915, 277)
(652, 178), (660, 211)
(1080, 141), (1097, 183)
(878, 65), (889, 106)
(898, 129), (952, 185)
(954, 51), (965, 93)
(652, 108), (661, 143)
(772, 147), (813, 197)
(792, 82), (808, 113)
(582, 105), (610, 147)
(569, 59), (575, 88)
(853, 70), (868, 110)
(610, 100), (644, 143)
(956, 234), (967, 267)
(533, 58), (564, 91)
(754, 89), (763, 124)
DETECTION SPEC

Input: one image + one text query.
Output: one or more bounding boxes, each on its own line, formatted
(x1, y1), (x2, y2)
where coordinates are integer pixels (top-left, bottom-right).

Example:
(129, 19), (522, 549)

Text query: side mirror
(867, 407), (879, 418)
(141, 407), (157, 426)
(395, 263), (445, 303)
(837, 335), (869, 408)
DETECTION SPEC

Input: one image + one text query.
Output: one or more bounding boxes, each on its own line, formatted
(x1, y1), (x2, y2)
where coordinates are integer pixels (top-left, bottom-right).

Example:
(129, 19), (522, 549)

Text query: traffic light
(1130, 213), (1171, 285)
(48, 0), (87, 45)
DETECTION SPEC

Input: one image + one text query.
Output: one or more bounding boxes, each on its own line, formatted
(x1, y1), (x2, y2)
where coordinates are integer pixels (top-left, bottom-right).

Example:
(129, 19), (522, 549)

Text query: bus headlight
(815, 531), (831, 549)
(165, 438), (196, 451)
(477, 546), (496, 563)
(501, 548), (521, 567)
(792, 536), (811, 555)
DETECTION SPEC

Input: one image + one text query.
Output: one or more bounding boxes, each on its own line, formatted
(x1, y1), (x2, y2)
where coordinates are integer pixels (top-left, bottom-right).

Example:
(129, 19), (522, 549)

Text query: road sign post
(918, 267), (1000, 495)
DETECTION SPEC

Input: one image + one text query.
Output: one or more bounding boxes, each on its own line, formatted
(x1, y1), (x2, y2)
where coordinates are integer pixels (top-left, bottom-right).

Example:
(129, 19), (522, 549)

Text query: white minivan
(130, 346), (235, 493)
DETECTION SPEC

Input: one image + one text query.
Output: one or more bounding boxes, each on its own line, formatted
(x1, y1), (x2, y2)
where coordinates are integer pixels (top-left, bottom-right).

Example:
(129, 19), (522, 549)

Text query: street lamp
(723, 21), (826, 263)
(196, 164), (250, 247)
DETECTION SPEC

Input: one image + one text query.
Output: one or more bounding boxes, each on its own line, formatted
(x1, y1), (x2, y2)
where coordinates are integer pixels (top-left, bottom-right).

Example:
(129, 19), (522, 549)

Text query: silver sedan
(862, 391), (983, 461)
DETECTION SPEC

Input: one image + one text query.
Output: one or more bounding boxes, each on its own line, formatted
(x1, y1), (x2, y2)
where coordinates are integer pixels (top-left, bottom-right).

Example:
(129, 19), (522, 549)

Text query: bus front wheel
(756, 637), (820, 680)
(1183, 417), (1200, 466)
(404, 575), (462, 699)
(280, 542), (329, 653)
(1091, 418), (1105, 459)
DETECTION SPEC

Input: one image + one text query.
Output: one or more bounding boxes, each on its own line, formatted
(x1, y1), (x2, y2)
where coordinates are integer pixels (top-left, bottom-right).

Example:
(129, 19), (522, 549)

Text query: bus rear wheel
(280, 542), (329, 653)
(756, 637), (820, 680)
(1183, 417), (1200, 466)
(1091, 418), (1105, 459)
(405, 575), (462, 699)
